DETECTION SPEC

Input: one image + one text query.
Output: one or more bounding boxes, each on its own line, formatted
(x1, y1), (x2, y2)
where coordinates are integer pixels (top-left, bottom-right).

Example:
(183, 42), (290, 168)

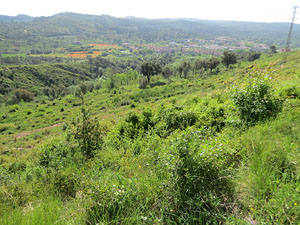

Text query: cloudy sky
(1, 0), (300, 23)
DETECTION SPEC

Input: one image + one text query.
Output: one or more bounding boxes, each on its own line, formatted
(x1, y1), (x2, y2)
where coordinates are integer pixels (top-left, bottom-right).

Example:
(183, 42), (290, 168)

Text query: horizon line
(0, 11), (298, 24)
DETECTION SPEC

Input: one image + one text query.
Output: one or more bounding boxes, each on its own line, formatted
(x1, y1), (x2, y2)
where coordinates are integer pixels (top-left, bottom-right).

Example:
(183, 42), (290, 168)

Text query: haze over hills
(0, 12), (299, 48)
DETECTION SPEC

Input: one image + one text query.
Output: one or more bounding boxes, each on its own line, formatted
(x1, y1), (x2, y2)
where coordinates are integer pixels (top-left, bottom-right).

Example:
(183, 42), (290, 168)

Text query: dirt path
(15, 122), (65, 139)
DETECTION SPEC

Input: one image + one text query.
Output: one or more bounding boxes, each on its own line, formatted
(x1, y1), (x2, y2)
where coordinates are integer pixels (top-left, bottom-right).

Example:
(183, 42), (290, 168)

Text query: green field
(0, 49), (300, 224)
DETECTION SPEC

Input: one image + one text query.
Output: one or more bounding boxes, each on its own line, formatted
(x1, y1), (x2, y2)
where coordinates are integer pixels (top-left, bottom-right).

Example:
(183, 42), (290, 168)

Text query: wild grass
(1, 51), (300, 224)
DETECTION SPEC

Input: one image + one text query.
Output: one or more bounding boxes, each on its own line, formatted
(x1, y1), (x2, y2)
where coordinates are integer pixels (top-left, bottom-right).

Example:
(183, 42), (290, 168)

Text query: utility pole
(286, 5), (298, 51)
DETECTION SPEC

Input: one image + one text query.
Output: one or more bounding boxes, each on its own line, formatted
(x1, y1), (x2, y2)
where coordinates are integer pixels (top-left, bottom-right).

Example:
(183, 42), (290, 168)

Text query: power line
(286, 5), (298, 51)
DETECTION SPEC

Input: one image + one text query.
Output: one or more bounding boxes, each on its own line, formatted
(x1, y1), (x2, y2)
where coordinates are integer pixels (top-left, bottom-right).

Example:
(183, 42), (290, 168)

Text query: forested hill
(0, 12), (299, 46)
(0, 14), (33, 22)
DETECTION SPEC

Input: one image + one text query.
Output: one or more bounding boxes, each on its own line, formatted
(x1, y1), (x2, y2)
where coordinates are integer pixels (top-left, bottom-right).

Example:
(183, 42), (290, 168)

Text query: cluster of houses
(122, 37), (269, 55)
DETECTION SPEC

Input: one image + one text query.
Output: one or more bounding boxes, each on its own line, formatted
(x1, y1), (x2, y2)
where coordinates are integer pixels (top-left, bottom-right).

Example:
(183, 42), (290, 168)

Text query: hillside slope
(0, 51), (300, 224)
(0, 63), (95, 96)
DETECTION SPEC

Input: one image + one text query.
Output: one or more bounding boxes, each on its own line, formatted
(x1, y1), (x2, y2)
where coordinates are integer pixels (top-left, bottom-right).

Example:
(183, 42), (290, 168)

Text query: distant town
(122, 37), (269, 56)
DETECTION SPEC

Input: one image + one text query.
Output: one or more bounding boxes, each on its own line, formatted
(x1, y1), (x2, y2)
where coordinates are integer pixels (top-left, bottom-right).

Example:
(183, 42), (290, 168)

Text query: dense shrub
(0, 123), (13, 133)
(44, 84), (69, 99)
(155, 106), (197, 136)
(118, 112), (144, 139)
(71, 106), (107, 158)
(164, 111), (197, 131)
(53, 169), (80, 199)
(170, 129), (235, 224)
(107, 79), (115, 90)
(280, 85), (300, 99)
(39, 142), (78, 168)
(14, 89), (34, 102)
(232, 74), (282, 125)
(198, 105), (226, 132)
(247, 52), (261, 61)
(79, 82), (88, 94)
(118, 107), (198, 140)
(139, 77), (148, 89)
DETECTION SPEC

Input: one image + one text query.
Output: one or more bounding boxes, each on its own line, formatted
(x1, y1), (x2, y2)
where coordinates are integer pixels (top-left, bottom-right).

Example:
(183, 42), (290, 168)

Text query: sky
(1, 0), (300, 23)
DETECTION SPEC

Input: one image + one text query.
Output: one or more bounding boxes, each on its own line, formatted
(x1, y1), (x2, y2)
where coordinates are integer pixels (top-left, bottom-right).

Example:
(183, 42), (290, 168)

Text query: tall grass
(0, 198), (65, 225)
(230, 101), (300, 224)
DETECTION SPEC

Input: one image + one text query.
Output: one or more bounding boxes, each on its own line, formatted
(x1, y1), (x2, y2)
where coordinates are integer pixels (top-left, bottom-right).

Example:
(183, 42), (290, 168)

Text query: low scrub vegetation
(0, 51), (300, 224)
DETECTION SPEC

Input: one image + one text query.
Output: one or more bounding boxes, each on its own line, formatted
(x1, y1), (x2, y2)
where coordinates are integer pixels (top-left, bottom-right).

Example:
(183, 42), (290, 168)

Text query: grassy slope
(0, 51), (300, 224)
(0, 62), (94, 96)
(228, 103), (300, 224)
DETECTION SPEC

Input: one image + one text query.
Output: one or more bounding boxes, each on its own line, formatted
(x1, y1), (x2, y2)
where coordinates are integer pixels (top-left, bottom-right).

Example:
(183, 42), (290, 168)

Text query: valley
(0, 12), (300, 225)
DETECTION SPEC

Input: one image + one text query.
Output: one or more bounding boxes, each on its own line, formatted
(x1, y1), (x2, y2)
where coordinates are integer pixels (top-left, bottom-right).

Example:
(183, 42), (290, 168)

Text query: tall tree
(270, 45), (277, 54)
(178, 61), (192, 79)
(194, 59), (207, 73)
(162, 65), (173, 81)
(140, 61), (162, 83)
(207, 57), (220, 71)
(222, 51), (237, 68)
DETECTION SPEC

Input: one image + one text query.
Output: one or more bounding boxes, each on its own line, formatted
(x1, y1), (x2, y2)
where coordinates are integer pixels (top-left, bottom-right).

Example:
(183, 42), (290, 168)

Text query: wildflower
(141, 216), (147, 221)
(294, 202), (298, 206)
(250, 207), (255, 211)
(138, 165), (142, 169)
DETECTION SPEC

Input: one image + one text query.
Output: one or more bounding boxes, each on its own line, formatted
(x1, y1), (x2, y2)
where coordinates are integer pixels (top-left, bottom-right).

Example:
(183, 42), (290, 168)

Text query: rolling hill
(0, 12), (299, 53)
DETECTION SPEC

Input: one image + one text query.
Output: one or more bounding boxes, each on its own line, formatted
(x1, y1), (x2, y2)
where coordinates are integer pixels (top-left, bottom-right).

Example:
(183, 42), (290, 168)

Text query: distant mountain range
(0, 14), (34, 22)
(0, 12), (299, 48)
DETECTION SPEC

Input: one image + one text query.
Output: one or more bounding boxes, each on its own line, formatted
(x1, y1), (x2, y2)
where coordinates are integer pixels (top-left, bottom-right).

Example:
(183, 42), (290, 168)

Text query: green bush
(118, 107), (197, 140)
(79, 82), (88, 94)
(70, 105), (107, 158)
(280, 85), (300, 99)
(139, 77), (148, 89)
(79, 82), (95, 95)
(53, 169), (80, 199)
(155, 106), (197, 136)
(14, 89), (34, 102)
(169, 128), (235, 224)
(232, 74), (282, 125)
(8, 104), (19, 112)
(164, 111), (197, 131)
(0, 123), (13, 133)
(197, 104), (226, 132)
(107, 79), (115, 90)
(118, 112), (143, 139)
(39, 142), (76, 168)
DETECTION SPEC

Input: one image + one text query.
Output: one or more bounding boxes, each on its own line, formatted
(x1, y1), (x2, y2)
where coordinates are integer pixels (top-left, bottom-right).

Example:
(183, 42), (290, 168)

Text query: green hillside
(0, 63), (95, 95)
(0, 55), (144, 103)
(1, 12), (300, 55)
(0, 50), (299, 224)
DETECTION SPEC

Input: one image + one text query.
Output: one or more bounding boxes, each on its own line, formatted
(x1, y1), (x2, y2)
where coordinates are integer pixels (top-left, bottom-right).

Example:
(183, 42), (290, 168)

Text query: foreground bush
(68, 103), (107, 159)
(232, 72), (282, 125)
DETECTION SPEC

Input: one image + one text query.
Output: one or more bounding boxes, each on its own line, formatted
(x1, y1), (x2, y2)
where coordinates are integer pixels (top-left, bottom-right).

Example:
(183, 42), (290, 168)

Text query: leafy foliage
(14, 89), (34, 102)
(140, 61), (162, 83)
(222, 50), (237, 68)
(232, 72), (282, 125)
(69, 99), (107, 158)
(178, 61), (192, 78)
(1, 50), (300, 225)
